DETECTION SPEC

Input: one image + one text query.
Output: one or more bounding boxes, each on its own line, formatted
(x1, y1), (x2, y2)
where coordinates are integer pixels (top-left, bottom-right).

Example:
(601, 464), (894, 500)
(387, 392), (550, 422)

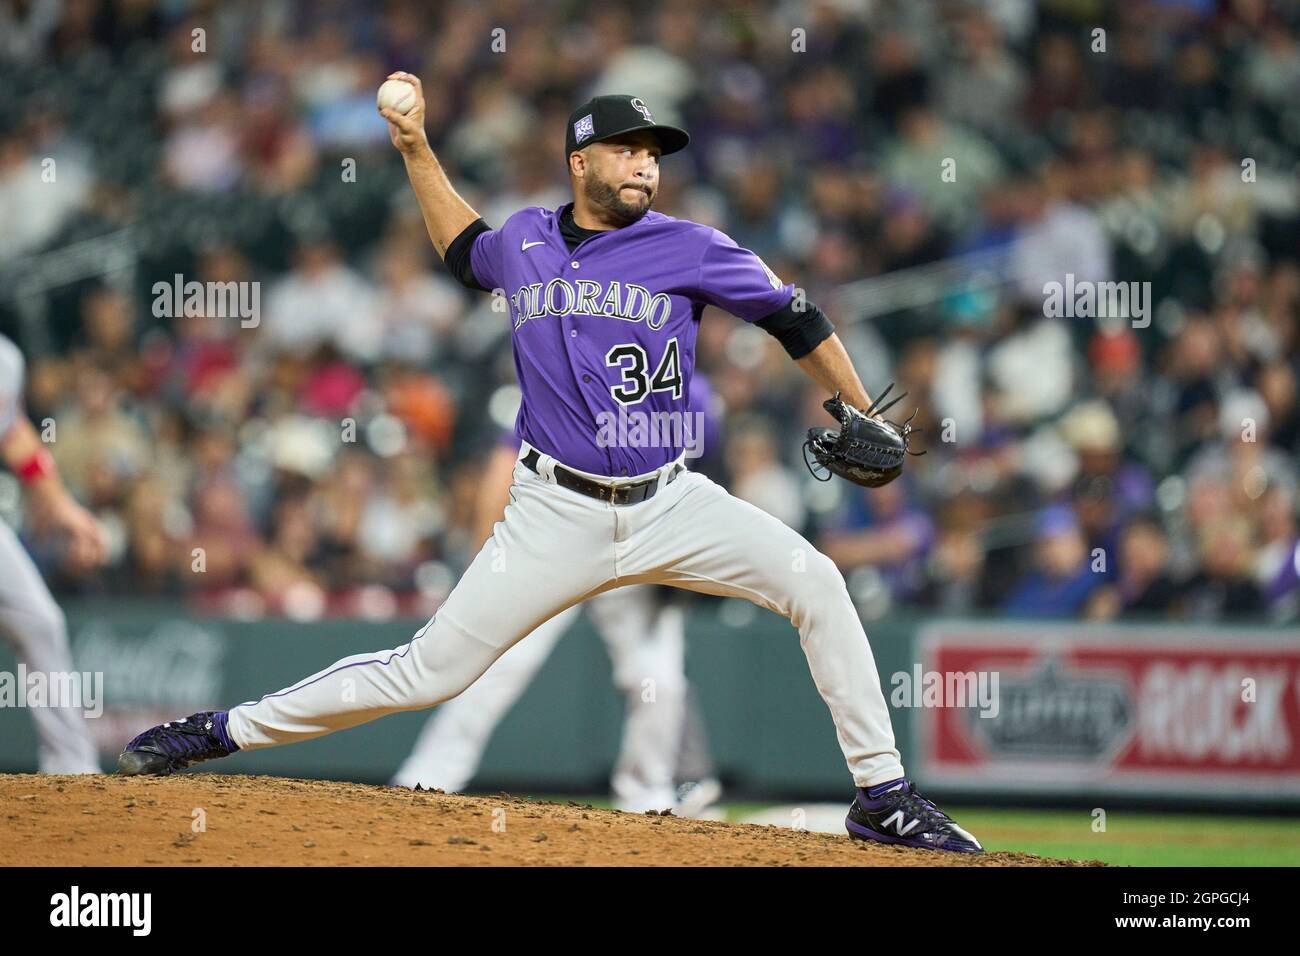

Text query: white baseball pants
(390, 585), (687, 811)
(0, 521), (100, 774)
(227, 444), (904, 787)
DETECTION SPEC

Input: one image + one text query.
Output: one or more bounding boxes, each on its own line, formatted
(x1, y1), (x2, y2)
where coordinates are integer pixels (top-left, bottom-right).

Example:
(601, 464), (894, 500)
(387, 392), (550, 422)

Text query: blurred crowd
(0, 0), (1298, 622)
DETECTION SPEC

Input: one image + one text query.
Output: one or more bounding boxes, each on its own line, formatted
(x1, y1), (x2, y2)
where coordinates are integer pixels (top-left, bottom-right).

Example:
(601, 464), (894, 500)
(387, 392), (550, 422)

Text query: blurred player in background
(0, 334), (108, 773)
(393, 375), (723, 816)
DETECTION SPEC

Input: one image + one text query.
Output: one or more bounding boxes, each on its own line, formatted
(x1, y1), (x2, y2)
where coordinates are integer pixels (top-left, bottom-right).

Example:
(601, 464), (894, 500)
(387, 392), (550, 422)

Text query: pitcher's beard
(585, 176), (653, 226)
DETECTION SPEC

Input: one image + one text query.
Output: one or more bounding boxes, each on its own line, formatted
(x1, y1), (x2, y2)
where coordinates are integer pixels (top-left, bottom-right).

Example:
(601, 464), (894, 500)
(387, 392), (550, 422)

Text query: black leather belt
(521, 448), (684, 505)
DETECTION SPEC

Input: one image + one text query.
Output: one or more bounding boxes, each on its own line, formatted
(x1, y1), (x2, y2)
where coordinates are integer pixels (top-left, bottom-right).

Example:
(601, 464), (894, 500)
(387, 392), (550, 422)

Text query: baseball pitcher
(119, 80), (981, 853)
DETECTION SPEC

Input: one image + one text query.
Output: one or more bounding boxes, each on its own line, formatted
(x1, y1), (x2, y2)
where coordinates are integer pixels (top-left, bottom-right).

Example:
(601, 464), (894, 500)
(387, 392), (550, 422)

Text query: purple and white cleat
(118, 711), (240, 776)
(846, 779), (983, 854)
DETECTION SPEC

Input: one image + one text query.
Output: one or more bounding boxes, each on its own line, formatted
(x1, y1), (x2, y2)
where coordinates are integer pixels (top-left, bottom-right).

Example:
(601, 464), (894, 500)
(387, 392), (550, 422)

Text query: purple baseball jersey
(472, 201), (789, 476)
(497, 370), (720, 457)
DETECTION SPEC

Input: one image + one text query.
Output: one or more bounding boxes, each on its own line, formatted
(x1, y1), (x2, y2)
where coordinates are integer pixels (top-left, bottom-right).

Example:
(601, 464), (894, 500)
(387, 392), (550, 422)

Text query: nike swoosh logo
(521, 239), (546, 251)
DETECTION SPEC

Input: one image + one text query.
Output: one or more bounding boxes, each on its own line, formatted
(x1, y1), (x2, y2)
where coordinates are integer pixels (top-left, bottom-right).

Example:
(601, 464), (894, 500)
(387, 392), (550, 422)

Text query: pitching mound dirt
(2, 773), (1099, 866)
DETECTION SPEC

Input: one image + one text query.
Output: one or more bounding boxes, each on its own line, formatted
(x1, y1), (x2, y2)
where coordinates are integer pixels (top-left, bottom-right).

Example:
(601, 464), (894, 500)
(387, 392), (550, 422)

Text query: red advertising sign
(914, 624), (1300, 799)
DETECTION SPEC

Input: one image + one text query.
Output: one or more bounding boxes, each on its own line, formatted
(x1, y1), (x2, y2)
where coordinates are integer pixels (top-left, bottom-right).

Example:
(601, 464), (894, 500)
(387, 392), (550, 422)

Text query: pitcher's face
(574, 130), (662, 225)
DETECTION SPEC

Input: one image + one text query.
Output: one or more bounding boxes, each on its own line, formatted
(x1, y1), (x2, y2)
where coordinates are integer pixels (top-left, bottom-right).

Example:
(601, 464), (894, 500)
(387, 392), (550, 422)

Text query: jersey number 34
(605, 338), (682, 405)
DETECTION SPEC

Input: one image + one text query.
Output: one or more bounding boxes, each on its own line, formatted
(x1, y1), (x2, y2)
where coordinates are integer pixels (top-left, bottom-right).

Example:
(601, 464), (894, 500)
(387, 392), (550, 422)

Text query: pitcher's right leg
(121, 462), (616, 773)
(227, 465), (614, 750)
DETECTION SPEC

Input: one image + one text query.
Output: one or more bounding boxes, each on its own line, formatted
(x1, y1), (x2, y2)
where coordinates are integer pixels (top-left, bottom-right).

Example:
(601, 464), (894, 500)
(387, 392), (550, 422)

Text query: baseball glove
(802, 383), (923, 488)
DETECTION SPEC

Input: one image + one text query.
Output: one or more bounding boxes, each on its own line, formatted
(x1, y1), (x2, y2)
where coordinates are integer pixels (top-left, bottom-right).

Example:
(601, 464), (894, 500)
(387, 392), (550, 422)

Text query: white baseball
(377, 79), (417, 115)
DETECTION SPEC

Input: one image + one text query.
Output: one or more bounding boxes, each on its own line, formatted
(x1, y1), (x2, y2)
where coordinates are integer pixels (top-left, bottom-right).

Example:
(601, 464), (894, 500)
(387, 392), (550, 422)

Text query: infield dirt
(2, 773), (1101, 866)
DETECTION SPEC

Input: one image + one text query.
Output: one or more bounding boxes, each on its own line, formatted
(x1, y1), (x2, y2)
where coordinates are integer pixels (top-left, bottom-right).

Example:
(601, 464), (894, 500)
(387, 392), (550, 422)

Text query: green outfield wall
(1, 601), (1296, 806)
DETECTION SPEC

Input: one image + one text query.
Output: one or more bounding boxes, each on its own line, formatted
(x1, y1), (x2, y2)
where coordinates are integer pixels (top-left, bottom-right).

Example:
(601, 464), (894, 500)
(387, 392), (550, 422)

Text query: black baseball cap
(565, 94), (690, 160)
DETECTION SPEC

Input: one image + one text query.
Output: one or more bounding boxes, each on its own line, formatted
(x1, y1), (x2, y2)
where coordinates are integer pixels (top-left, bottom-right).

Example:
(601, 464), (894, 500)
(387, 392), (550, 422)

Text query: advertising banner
(915, 623), (1300, 801)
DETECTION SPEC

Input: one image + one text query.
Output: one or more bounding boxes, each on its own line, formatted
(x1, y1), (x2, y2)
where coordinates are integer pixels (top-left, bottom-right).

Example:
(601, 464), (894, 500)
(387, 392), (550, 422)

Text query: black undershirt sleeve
(443, 218), (493, 292)
(754, 299), (836, 360)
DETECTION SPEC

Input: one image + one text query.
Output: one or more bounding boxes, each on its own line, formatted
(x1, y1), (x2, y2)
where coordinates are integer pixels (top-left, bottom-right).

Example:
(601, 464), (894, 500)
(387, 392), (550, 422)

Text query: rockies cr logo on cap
(630, 98), (653, 122)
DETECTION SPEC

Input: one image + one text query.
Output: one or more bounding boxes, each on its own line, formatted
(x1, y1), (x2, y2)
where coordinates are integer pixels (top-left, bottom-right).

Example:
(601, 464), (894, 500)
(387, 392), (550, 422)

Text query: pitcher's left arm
(692, 227), (877, 412)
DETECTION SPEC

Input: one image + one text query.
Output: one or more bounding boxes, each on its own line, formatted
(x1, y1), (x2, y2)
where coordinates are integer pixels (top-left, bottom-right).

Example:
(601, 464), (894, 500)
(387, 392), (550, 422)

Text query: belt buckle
(599, 480), (635, 506)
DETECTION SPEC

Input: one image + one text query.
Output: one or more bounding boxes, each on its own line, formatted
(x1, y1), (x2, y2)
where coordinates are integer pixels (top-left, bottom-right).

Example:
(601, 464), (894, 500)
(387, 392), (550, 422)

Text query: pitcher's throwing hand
(378, 71), (428, 154)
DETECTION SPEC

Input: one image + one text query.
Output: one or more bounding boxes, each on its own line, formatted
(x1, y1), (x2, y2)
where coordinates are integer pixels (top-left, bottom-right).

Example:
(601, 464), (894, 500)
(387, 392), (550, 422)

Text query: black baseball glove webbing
(802, 383), (924, 488)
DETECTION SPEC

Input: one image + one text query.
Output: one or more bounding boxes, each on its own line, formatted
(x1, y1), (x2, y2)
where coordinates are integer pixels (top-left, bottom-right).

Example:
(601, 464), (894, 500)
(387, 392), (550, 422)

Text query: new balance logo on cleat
(845, 780), (983, 854)
(879, 809), (922, 837)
